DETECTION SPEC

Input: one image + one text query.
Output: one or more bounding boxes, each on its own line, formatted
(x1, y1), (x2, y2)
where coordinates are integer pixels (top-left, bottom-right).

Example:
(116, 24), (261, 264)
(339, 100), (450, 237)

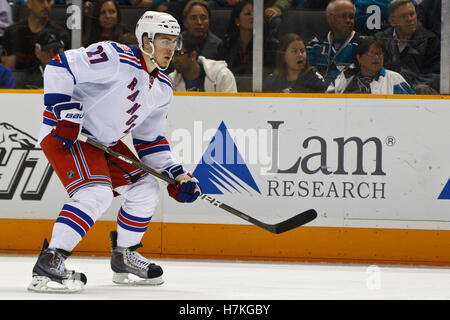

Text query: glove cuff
(161, 164), (186, 180)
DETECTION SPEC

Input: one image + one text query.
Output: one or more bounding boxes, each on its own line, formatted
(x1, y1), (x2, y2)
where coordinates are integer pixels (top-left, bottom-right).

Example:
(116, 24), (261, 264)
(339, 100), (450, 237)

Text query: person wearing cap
(2, 0), (69, 71)
(169, 36), (237, 92)
(18, 28), (65, 89)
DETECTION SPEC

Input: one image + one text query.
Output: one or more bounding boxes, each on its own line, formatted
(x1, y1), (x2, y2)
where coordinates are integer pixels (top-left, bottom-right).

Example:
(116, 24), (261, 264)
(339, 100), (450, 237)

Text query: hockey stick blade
(79, 135), (318, 234)
(270, 209), (317, 234)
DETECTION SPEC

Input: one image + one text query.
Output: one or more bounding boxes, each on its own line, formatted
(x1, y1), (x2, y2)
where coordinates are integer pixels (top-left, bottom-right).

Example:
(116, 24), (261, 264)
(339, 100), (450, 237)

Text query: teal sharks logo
(193, 121), (261, 195)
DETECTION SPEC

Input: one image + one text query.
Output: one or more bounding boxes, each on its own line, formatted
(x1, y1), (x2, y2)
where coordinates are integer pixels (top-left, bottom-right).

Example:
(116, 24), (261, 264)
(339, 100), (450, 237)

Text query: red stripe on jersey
(43, 109), (57, 120)
(118, 213), (150, 228)
(118, 54), (140, 65)
(134, 138), (169, 152)
(59, 211), (91, 233)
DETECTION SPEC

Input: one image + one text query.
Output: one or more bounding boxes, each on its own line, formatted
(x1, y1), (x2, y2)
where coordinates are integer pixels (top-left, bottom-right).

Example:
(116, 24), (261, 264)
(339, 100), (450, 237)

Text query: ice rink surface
(1, 255), (450, 301)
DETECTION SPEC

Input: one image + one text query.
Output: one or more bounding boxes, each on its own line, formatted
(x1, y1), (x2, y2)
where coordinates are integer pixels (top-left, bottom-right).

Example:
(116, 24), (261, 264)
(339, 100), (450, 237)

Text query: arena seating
(9, 5), (329, 44)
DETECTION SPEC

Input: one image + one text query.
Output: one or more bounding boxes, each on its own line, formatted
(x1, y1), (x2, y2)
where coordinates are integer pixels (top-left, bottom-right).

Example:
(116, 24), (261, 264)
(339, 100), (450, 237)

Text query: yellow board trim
(1, 219), (450, 266)
(1, 89), (449, 100)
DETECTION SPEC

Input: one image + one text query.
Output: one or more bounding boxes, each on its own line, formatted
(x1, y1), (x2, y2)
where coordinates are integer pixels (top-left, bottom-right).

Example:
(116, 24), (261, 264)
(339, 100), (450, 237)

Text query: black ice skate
(110, 231), (164, 285)
(28, 239), (87, 293)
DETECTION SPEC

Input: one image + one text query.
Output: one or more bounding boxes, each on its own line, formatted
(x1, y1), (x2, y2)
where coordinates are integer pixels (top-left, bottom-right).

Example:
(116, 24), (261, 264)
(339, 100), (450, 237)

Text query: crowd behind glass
(0, 0), (443, 95)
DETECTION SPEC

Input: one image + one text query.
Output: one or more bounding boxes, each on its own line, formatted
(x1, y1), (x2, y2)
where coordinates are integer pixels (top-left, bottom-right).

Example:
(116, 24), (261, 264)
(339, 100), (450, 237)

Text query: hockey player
(28, 11), (201, 293)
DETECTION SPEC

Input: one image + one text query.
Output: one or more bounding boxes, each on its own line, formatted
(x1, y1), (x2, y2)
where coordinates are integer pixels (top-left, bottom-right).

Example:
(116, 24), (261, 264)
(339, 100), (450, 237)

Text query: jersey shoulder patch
(106, 41), (134, 55)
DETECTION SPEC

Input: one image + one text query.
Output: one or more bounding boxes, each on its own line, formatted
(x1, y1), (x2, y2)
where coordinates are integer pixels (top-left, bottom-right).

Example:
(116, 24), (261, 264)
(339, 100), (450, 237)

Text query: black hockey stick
(79, 135), (317, 234)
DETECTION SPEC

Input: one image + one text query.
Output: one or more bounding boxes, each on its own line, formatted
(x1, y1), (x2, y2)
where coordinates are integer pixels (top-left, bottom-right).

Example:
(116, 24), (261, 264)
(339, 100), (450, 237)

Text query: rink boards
(1, 91), (450, 265)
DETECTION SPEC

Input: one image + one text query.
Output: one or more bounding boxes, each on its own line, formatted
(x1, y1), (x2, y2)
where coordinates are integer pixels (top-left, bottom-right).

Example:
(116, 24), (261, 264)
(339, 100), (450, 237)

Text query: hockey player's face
(153, 34), (179, 68)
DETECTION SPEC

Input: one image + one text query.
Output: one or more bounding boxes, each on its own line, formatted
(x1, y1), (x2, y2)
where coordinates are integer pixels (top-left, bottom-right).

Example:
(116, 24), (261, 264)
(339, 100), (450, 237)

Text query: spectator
(264, 1), (293, 41)
(169, 36), (237, 92)
(326, 36), (415, 93)
(208, 0), (241, 9)
(223, 0), (253, 76)
(0, 0), (13, 56)
(83, 0), (133, 47)
(416, 0), (441, 38)
(297, 0), (332, 8)
(307, 0), (363, 85)
(2, 0), (69, 71)
(264, 33), (327, 93)
(375, 0), (440, 92)
(17, 28), (65, 89)
(351, 1), (415, 35)
(0, 64), (14, 88)
(117, 0), (154, 6)
(165, 0), (190, 23)
(181, 0), (225, 60)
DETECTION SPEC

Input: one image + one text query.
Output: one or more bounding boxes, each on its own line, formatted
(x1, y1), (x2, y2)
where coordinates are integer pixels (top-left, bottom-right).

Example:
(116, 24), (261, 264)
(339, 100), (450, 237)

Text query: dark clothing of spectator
(416, 0), (441, 38)
(263, 67), (327, 93)
(375, 22), (440, 91)
(296, 0), (331, 9)
(223, 34), (253, 76)
(21, 64), (44, 89)
(181, 30), (225, 61)
(0, 64), (14, 88)
(166, 0), (190, 27)
(2, 19), (69, 71)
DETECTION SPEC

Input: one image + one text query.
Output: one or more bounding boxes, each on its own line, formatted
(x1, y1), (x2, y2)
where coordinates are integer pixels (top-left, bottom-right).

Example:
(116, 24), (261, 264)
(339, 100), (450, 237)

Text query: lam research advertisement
(1, 93), (450, 231)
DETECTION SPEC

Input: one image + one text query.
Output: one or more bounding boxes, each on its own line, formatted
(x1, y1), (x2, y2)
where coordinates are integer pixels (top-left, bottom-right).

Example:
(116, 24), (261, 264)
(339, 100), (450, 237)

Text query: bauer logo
(0, 123), (53, 200)
(192, 121), (261, 195)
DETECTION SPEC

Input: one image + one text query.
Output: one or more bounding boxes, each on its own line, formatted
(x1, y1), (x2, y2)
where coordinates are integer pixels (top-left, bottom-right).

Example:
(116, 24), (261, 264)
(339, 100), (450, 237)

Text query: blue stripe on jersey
(55, 216), (86, 238)
(137, 145), (170, 158)
(44, 93), (71, 106)
(156, 76), (172, 89)
(55, 204), (94, 237)
(129, 46), (139, 57)
(63, 204), (95, 227)
(120, 59), (143, 70)
(119, 207), (152, 223)
(117, 207), (151, 233)
(133, 136), (165, 145)
(48, 53), (76, 84)
(59, 53), (76, 84)
(43, 118), (57, 126)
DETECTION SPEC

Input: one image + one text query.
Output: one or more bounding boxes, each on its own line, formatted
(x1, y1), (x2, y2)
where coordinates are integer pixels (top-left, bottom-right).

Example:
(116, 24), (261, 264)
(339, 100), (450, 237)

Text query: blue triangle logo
(438, 178), (450, 199)
(192, 121), (261, 195)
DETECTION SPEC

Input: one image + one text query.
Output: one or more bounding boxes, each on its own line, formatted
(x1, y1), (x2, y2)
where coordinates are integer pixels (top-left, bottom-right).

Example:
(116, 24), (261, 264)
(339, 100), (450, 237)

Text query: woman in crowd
(326, 36), (415, 94)
(263, 33), (327, 93)
(222, 0), (254, 91)
(83, 0), (132, 47)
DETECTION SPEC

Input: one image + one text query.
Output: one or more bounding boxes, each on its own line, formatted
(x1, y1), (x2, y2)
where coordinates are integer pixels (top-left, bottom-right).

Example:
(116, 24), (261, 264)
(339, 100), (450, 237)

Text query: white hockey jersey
(39, 41), (180, 173)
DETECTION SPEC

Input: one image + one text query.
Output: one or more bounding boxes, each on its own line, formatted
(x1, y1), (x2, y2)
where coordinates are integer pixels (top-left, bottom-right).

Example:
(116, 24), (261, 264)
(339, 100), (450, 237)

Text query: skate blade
(112, 272), (164, 286)
(28, 276), (85, 293)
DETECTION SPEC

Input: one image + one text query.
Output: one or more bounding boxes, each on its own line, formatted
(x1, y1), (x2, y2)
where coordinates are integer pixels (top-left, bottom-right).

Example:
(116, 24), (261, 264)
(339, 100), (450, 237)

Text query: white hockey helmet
(135, 11), (182, 53)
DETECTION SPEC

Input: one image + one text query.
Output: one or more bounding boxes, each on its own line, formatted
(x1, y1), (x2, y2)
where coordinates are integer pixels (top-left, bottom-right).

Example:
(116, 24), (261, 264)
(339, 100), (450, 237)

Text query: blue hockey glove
(162, 165), (201, 203)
